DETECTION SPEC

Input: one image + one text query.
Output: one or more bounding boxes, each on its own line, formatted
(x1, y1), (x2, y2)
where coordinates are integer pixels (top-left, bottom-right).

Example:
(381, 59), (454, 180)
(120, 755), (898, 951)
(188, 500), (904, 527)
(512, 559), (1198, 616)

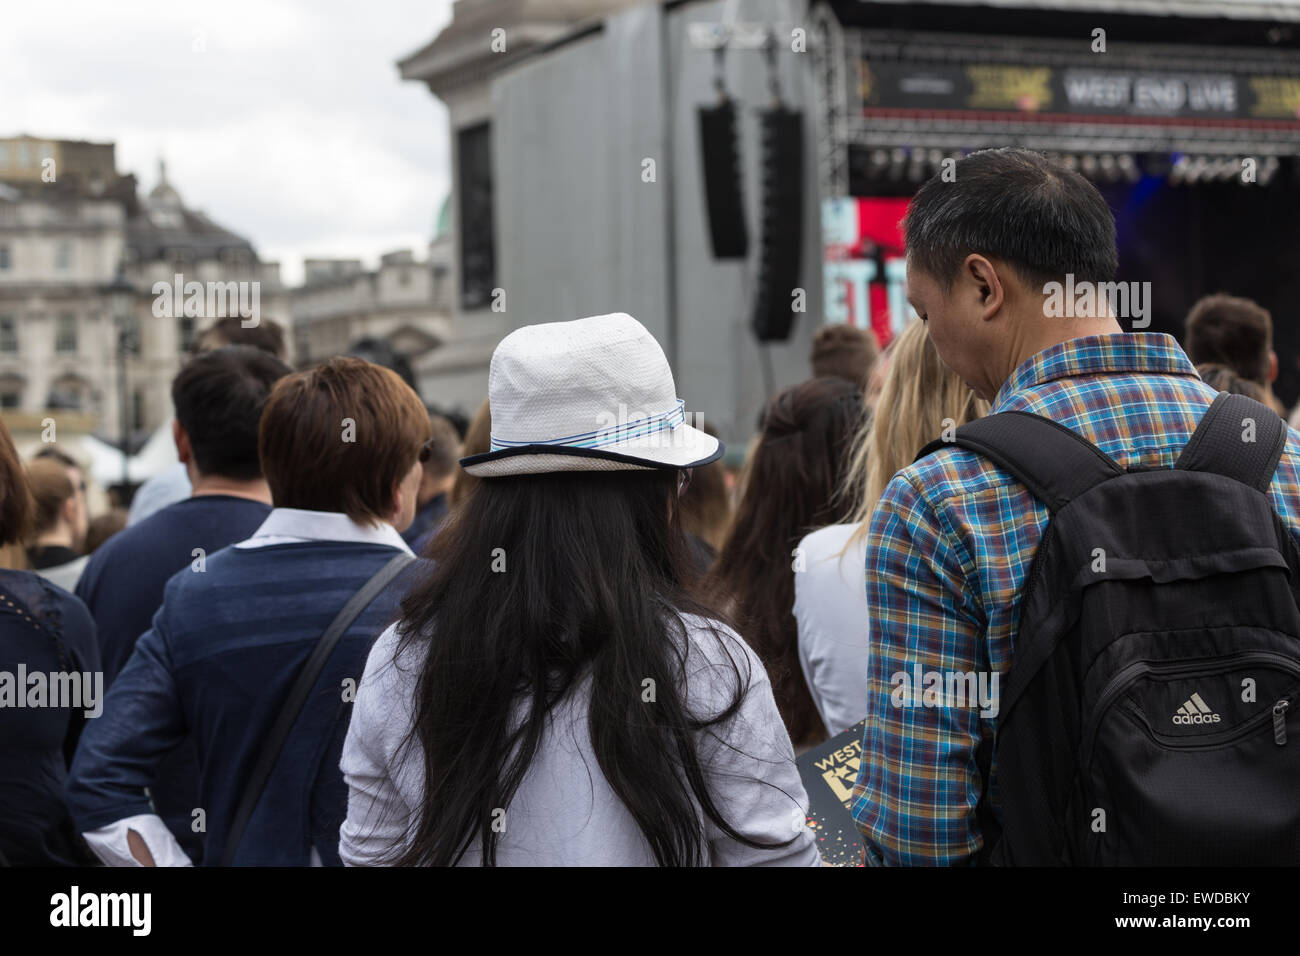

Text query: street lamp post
(102, 262), (135, 493)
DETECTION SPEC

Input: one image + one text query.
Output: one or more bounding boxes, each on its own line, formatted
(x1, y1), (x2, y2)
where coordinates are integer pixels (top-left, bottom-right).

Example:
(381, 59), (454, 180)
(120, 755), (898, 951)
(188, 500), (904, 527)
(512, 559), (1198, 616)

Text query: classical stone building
(0, 136), (129, 461)
(0, 137), (286, 468)
(290, 205), (453, 385)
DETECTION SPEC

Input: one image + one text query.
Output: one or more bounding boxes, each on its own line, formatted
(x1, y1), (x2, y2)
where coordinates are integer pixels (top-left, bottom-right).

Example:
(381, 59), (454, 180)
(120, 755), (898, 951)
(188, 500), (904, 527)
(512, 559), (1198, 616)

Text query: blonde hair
(449, 399), (492, 511)
(843, 318), (989, 551)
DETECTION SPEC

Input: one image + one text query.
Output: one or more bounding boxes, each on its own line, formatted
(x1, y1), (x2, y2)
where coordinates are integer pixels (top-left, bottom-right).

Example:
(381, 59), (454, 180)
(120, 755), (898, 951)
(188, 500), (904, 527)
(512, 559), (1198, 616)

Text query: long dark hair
(389, 468), (793, 866)
(706, 377), (864, 749)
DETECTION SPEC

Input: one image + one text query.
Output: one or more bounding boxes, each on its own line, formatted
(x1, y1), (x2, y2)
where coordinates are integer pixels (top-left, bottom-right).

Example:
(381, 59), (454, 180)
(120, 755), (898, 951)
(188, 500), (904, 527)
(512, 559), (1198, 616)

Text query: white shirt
(794, 523), (871, 736)
(340, 615), (822, 867)
(35, 554), (89, 594)
(81, 508), (412, 867)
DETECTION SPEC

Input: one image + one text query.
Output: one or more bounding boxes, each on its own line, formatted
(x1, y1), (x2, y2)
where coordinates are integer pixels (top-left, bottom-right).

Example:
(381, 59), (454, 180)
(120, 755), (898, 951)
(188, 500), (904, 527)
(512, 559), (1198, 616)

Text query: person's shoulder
(353, 622), (425, 728)
(52, 585), (96, 657)
(87, 500), (186, 565)
(0, 569), (97, 660)
(674, 612), (766, 703)
(897, 441), (1009, 510)
(797, 523), (858, 564)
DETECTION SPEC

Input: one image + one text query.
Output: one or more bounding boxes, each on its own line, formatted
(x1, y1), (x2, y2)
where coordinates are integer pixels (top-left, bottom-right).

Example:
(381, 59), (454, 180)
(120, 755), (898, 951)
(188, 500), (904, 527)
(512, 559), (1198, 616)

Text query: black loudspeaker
(697, 100), (748, 259)
(750, 107), (804, 342)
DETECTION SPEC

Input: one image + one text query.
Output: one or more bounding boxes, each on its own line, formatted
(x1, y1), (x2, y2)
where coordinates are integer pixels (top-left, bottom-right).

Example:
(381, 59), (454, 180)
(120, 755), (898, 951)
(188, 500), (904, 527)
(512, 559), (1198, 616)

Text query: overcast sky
(3, 0), (454, 285)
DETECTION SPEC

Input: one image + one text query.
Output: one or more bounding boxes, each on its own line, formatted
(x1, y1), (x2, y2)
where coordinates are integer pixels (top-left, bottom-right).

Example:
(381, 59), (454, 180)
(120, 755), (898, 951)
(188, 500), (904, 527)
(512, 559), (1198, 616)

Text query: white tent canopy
(78, 422), (178, 487)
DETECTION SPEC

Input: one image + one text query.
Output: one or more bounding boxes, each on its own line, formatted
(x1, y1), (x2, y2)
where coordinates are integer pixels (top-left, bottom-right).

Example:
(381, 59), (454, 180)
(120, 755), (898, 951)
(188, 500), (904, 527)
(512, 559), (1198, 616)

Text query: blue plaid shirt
(850, 332), (1300, 865)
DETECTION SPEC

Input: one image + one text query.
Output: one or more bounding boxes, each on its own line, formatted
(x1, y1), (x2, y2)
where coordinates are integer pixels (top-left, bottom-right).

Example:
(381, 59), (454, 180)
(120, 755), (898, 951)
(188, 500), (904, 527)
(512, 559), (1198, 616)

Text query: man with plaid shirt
(850, 147), (1300, 865)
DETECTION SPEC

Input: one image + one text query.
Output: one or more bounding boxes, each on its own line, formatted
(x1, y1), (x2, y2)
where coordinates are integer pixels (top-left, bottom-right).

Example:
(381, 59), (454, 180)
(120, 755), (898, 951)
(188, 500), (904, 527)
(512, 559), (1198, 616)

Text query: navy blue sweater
(67, 540), (422, 866)
(74, 494), (271, 861)
(76, 495), (271, 686)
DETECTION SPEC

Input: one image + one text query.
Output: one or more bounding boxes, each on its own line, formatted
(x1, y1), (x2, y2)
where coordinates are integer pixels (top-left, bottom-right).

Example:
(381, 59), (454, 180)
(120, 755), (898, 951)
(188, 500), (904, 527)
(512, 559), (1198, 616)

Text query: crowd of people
(1, 146), (1297, 866)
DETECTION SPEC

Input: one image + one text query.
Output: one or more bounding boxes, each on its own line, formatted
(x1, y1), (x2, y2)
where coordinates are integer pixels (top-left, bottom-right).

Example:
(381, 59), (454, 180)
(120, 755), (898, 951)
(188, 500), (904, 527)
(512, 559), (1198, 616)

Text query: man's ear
(62, 494), (77, 527)
(1270, 350), (1279, 384)
(964, 254), (1005, 320)
(172, 419), (193, 465)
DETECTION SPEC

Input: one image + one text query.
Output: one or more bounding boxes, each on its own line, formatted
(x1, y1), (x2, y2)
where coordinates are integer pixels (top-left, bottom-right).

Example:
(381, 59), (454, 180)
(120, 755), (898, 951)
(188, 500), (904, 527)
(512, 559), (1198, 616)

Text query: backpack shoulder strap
(915, 411), (1123, 513)
(1175, 391), (1287, 493)
(221, 551), (415, 866)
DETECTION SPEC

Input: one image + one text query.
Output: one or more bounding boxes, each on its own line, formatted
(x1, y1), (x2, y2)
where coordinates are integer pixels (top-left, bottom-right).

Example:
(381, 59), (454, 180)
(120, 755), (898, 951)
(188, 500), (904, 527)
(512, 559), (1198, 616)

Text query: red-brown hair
(258, 357), (430, 524)
(0, 419), (34, 546)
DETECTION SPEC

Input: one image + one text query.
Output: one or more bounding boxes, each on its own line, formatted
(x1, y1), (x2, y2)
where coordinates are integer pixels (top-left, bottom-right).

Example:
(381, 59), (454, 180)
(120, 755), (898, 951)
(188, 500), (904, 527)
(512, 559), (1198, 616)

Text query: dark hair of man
(24, 458), (73, 538)
(903, 147), (1118, 291)
(0, 420), (34, 546)
(705, 376), (864, 749)
(194, 316), (287, 361)
(390, 469), (797, 866)
(1185, 294), (1273, 385)
(259, 356), (429, 524)
(422, 414), (461, 480)
(172, 345), (292, 482)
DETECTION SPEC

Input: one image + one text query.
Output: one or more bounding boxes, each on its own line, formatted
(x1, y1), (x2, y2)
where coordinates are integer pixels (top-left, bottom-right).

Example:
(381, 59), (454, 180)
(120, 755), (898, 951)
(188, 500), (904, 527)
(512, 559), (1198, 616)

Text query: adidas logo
(1173, 692), (1222, 725)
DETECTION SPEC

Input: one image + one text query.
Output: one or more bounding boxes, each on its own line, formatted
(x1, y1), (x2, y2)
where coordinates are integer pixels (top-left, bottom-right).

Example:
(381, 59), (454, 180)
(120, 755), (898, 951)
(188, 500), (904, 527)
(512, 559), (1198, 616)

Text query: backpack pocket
(1080, 650), (1300, 865)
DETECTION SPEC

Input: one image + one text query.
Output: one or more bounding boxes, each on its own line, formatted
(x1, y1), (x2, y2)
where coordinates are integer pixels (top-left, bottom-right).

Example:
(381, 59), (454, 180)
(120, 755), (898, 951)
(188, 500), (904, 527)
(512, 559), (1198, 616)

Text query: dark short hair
(25, 458), (73, 537)
(172, 345), (292, 481)
(85, 509), (127, 553)
(810, 323), (879, 388)
(195, 316), (287, 360)
(904, 147), (1118, 292)
(422, 414), (461, 480)
(259, 357), (430, 524)
(1185, 294), (1272, 385)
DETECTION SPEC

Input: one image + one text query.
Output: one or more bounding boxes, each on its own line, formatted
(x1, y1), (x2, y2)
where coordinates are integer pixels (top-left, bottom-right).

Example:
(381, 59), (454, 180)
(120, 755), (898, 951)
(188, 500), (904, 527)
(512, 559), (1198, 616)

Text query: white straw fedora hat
(461, 312), (723, 477)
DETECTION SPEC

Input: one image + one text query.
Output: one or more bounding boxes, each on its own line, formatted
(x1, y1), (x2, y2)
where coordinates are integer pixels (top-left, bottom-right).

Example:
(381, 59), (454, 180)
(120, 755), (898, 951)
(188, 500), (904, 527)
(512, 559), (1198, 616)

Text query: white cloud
(1, 0), (453, 285)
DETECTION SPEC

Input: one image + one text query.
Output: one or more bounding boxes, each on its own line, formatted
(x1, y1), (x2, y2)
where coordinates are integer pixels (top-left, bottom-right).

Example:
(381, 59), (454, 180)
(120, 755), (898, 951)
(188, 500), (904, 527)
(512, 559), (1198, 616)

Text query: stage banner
(858, 59), (1300, 121)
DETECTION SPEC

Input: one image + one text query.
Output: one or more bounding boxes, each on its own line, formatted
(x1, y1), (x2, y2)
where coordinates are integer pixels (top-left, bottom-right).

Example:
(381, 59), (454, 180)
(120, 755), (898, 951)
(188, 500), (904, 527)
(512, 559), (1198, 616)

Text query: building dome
(147, 159), (183, 210)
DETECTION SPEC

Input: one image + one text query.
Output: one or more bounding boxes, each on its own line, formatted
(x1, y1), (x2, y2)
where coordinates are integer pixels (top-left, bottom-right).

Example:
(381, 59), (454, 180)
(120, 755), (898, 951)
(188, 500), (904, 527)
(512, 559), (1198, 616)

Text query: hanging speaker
(750, 107), (803, 342)
(697, 100), (748, 259)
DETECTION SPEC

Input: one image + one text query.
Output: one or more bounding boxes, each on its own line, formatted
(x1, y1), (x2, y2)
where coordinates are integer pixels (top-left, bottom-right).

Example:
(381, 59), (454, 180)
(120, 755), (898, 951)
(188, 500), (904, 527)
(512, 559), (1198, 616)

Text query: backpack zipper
(1084, 650), (1300, 769)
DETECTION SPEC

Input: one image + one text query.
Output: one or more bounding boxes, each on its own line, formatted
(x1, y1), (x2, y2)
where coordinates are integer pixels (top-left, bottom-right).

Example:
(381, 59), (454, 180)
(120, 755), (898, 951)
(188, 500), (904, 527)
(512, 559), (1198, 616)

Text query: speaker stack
(698, 99), (749, 259)
(749, 107), (804, 343)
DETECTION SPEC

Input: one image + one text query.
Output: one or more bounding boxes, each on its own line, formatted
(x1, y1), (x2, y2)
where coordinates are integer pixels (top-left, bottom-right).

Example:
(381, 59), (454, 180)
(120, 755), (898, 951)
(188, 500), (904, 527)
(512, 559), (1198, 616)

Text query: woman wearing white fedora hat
(339, 312), (820, 866)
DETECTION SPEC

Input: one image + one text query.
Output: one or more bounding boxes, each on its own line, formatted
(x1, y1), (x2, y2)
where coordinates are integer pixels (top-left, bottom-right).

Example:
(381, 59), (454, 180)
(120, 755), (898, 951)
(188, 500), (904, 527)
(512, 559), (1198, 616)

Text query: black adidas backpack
(914, 392), (1300, 865)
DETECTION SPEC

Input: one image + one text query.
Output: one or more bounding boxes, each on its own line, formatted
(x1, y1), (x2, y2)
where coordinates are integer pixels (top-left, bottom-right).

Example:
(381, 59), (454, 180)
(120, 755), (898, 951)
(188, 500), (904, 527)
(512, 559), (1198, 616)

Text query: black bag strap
(1175, 391), (1287, 493)
(221, 552), (414, 866)
(915, 411), (1123, 514)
